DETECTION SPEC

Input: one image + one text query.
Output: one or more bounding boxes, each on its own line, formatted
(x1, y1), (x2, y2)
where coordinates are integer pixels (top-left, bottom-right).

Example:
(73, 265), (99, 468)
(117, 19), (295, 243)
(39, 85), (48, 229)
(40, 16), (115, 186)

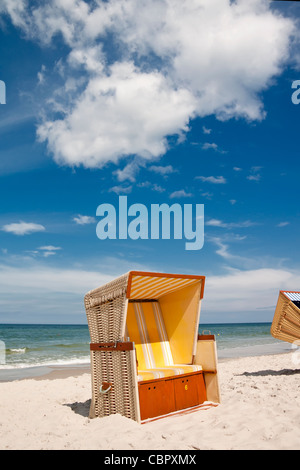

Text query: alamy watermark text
(96, 196), (204, 250)
(0, 80), (6, 104)
(291, 80), (300, 105)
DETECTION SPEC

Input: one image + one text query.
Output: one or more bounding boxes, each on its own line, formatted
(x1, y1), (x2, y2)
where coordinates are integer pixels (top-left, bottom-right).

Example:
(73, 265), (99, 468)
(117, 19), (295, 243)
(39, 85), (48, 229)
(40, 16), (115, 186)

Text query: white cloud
(148, 165), (177, 175)
(202, 142), (227, 154)
(12, 0), (91, 46)
(0, 260), (298, 321)
(0, 262), (111, 299)
(67, 46), (105, 74)
(209, 236), (249, 267)
(38, 245), (61, 251)
(109, 185), (133, 195)
(41, 251), (57, 258)
(202, 142), (218, 151)
(247, 166), (263, 181)
(37, 62), (195, 168)
(112, 0), (294, 120)
(137, 181), (165, 192)
(202, 126), (212, 135)
(0, 257), (150, 320)
(206, 219), (226, 228)
(206, 218), (257, 229)
(37, 246), (62, 257)
(204, 267), (300, 315)
(277, 221), (290, 227)
(196, 176), (227, 184)
(2, 221), (46, 236)
(37, 64), (46, 84)
(73, 214), (96, 225)
(0, 0), (296, 171)
(201, 191), (213, 200)
(169, 189), (192, 198)
(152, 184), (165, 193)
(0, 0), (28, 30)
(247, 174), (261, 181)
(24, 246), (62, 259)
(114, 159), (142, 183)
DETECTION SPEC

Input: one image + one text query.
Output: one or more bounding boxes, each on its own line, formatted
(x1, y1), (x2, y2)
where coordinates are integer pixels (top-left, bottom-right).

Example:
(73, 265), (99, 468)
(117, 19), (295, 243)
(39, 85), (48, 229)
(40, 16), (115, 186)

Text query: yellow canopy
(127, 271), (205, 299)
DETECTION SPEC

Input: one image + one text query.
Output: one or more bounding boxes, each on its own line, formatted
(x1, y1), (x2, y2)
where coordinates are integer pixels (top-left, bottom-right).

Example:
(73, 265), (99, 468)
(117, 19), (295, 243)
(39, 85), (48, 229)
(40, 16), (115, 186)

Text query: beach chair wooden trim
(90, 341), (135, 352)
(84, 271), (220, 422)
(198, 334), (215, 341)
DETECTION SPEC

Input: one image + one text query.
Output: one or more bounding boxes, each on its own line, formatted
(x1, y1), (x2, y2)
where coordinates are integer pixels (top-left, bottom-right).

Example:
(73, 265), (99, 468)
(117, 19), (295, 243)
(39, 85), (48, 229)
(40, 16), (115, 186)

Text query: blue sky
(0, 0), (300, 324)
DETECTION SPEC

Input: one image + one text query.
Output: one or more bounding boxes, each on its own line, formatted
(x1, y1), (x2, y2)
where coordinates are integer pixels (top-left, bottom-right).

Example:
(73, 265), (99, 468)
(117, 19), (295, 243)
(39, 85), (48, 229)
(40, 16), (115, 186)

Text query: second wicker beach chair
(271, 290), (300, 344)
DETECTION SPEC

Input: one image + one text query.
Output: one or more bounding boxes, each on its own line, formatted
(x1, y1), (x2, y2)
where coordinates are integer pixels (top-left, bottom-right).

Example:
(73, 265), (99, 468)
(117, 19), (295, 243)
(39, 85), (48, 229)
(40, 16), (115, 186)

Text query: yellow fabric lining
(126, 301), (202, 383)
(127, 301), (168, 369)
(160, 282), (201, 365)
(141, 302), (163, 367)
(152, 301), (173, 366)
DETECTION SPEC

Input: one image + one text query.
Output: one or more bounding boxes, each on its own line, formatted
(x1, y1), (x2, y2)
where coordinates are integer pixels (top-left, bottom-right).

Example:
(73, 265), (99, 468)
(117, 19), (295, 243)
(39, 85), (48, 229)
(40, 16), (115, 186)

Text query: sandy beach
(0, 351), (299, 451)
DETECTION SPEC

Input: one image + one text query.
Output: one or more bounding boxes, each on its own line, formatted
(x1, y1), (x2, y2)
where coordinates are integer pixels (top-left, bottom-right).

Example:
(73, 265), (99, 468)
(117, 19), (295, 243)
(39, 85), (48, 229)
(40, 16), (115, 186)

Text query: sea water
(199, 322), (292, 358)
(0, 322), (293, 380)
(0, 324), (90, 369)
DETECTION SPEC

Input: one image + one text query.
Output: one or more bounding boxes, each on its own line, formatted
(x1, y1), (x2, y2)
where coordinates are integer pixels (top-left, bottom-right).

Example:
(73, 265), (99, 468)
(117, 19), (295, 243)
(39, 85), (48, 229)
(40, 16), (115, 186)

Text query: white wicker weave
(85, 273), (140, 420)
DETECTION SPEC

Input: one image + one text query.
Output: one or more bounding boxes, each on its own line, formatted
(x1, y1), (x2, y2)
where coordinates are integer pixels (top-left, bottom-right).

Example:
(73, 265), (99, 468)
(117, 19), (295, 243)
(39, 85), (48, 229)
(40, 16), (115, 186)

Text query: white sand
(0, 352), (299, 450)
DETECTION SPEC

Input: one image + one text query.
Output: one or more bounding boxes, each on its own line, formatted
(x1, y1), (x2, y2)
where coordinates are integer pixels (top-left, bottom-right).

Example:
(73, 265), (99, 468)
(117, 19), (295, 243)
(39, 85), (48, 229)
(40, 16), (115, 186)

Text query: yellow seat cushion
(137, 364), (202, 382)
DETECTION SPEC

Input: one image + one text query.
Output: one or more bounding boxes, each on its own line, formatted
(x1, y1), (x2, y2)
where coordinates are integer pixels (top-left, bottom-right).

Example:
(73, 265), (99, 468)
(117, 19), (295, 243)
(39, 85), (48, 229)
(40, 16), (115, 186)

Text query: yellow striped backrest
(126, 301), (174, 369)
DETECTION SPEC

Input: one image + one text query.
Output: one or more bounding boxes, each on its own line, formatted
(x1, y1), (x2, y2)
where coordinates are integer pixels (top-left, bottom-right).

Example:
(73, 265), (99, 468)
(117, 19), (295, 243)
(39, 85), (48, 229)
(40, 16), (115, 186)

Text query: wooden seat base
(138, 371), (207, 420)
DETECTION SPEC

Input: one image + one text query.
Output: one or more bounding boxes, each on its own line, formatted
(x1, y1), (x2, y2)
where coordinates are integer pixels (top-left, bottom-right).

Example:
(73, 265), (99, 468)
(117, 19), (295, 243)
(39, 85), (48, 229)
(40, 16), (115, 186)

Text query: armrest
(194, 334), (221, 403)
(90, 341), (135, 351)
(194, 334), (218, 371)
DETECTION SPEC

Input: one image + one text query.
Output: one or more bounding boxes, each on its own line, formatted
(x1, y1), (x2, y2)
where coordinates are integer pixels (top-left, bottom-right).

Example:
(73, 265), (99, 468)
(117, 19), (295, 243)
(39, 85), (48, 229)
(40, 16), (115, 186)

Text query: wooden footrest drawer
(173, 373), (206, 410)
(138, 372), (207, 420)
(139, 378), (176, 420)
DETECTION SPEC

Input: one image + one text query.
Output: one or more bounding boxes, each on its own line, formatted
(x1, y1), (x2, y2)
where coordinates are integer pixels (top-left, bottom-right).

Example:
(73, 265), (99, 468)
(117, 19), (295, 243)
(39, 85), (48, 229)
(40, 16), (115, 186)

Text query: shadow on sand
(238, 368), (300, 377)
(64, 399), (91, 417)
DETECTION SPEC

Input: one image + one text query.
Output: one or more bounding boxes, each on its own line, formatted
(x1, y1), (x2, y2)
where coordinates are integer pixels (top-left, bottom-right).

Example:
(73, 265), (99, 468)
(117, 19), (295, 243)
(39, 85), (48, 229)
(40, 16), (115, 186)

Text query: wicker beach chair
(271, 291), (300, 344)
(84, 271), (220, 422)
